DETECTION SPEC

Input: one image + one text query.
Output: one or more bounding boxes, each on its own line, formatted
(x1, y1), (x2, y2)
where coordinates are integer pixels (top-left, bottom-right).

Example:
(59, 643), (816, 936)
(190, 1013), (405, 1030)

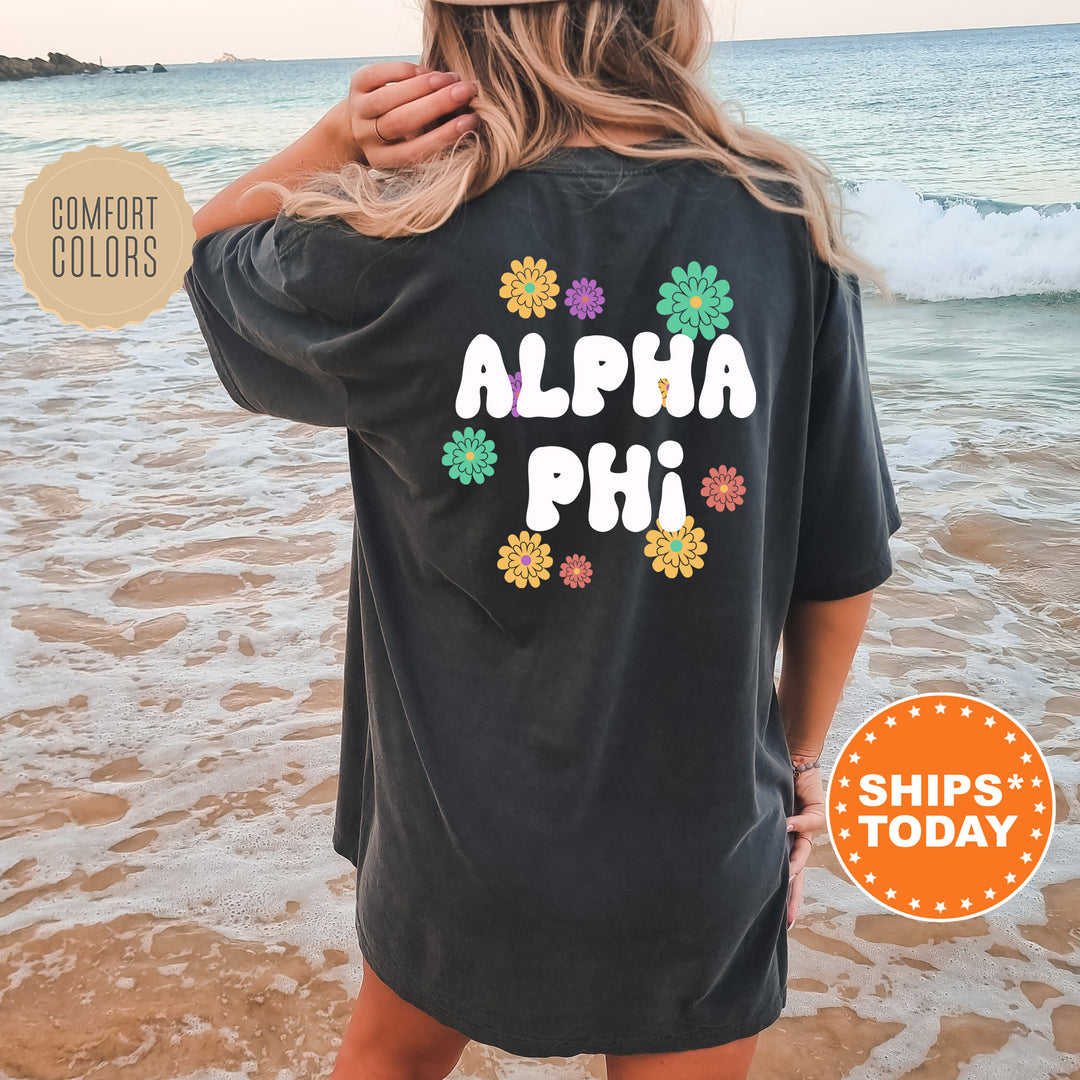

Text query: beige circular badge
(11, 144), (195, 330)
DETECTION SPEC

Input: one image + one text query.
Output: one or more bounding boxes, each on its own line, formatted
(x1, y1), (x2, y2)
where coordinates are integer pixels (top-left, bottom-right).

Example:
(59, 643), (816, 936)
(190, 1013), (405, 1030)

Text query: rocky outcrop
(0, 51), (104, 80)
(212, 52), (262, 62)
(0, 52), (166, 81)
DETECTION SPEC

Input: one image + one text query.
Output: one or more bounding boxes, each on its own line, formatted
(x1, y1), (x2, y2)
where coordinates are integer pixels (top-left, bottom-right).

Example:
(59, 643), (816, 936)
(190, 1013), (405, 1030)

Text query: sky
(3, 0), (1077, 66)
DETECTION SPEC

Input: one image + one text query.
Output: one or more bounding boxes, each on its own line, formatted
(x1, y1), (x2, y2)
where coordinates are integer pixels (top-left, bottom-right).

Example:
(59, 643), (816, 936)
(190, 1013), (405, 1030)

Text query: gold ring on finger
(373, 114), (393, 144)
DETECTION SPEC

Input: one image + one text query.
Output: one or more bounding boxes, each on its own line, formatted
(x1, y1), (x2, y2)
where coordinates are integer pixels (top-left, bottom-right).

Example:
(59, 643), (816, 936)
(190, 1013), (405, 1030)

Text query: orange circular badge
(826, 693), (1054, 921)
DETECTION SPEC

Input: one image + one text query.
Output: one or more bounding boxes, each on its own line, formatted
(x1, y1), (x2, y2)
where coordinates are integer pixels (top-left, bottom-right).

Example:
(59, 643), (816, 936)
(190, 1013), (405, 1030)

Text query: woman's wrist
(192, 101), (361, 240)
(321, 97), (365, 163)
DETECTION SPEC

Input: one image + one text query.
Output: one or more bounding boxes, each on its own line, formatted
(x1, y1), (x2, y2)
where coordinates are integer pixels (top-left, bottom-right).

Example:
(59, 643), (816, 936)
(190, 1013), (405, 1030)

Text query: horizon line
(31, 17), (1078, 68)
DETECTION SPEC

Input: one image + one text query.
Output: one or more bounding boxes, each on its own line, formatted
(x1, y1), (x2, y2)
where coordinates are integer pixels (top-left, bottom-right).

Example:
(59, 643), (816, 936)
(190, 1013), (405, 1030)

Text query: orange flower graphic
(643, 515), (707, 579)
(498, 530), (553, 588)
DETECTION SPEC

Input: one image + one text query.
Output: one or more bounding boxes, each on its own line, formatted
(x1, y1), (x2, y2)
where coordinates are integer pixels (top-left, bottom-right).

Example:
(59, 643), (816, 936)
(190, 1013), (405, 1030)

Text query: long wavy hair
(250, 0), (892, 298)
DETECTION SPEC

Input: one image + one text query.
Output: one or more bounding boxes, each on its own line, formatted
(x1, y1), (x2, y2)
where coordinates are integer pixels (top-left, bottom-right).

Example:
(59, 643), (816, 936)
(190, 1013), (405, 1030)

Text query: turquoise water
(2, 22), (1078, 297)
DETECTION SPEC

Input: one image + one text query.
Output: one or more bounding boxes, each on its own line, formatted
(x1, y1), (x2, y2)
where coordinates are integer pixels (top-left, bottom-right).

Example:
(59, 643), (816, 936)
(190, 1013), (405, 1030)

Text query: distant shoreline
(0, 51), (168, 82)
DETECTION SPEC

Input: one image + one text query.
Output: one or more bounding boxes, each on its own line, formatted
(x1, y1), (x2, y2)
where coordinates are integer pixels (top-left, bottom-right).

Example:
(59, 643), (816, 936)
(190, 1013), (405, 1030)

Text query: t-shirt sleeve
(183, 213), (349, 428)
(789, 263), (903, 601)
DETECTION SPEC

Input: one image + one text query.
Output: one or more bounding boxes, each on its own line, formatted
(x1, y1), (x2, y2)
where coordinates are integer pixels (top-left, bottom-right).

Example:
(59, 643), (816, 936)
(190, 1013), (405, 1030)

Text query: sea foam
(843, 180), (1080, 301)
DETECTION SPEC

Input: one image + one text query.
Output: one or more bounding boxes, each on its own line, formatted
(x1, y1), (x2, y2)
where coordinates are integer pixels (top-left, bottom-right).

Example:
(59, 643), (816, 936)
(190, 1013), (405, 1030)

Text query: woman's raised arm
(192, 60), (478, 240)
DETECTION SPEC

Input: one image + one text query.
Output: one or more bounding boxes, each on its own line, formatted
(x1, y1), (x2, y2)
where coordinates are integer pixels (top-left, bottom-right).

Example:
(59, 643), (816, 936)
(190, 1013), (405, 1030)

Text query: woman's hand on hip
(785, 764), (826, 931)
(340, 60), (479, 169)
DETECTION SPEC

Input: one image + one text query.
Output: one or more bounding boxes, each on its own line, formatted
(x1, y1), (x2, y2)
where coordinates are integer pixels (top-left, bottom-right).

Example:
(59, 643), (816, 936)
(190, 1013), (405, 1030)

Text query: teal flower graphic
(656, 261), (733, 340)
(442, 427), (497, 484)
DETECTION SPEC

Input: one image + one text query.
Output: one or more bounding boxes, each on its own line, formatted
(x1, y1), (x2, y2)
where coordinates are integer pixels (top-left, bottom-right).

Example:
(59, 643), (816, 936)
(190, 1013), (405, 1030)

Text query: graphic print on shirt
(701, 465), (746, 511)
(445, 257), (754, 588)
(656, 262), (734, 340)
(500, 256), (559, 319)
(442, 426), (497, 485)
(565, 278), (605, 320)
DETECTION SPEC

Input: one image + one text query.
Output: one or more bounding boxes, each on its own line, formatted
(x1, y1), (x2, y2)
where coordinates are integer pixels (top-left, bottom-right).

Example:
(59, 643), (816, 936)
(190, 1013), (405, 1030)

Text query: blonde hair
(249, 0), (893, 299)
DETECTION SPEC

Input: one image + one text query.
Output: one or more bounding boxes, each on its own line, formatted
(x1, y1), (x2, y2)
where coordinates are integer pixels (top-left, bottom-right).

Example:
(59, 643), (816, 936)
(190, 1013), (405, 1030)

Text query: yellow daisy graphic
(643, 515), (707, 579)
(500, 256), (560, 319)
(498, 530), (553, 588)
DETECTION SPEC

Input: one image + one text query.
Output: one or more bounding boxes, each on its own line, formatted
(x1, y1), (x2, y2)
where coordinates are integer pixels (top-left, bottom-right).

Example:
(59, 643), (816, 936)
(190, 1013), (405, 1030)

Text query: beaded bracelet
(792, 759), (822, 779)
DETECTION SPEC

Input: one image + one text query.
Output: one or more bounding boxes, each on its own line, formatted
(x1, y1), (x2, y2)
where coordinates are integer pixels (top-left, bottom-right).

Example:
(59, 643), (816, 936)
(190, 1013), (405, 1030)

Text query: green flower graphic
(656, 261), (734, 340)
(442, 427), (497, 484)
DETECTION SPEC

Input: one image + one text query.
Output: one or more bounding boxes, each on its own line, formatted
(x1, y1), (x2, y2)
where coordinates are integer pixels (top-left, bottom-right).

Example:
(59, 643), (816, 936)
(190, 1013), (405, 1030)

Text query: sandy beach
(2, 296), (1079, 1078)
(3, 22), (1080, 1078)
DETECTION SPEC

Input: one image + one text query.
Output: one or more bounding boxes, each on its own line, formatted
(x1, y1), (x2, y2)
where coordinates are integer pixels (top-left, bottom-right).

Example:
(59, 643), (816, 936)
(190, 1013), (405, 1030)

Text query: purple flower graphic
(509, 370), (523, 416)
(564, 278), (605, 320)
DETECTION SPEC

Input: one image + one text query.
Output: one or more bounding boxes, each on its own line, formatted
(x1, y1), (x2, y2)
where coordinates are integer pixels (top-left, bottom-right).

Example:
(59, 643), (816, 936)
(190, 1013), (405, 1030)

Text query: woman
(183, 0), (903, 1077)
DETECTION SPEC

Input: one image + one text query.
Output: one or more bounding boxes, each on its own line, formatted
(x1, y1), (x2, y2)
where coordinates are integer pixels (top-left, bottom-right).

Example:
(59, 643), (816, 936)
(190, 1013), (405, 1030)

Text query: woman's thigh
(331, 957), (472, 1080)
(605, 1033), (760, 1080)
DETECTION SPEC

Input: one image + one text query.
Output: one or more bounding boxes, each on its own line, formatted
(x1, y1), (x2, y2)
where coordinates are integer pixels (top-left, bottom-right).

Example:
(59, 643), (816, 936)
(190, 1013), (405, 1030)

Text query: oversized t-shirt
(183, 138), (903, 1058)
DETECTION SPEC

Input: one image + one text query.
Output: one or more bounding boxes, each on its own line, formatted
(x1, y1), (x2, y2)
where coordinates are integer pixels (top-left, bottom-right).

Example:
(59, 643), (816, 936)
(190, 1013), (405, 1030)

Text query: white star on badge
(885, 888), (897, 899)
(935, 702), (946, 714)
(1021, 752), (1032, 763)
(865, 731), (877, 743)
(849, 751), (861, 763)
(984, 716), (996, 727)
(960, 898), (972, 909)
(850, 852), (861, 863)
(839, 828), (850, 839)
(909, 706), (920, 717)
(984, 888), (996, 899)
(960, 706), (972, 717)
(1005, 731), (1016, 743)
(835, 802), (847, 813)
(885, 715), (897, 727)
(1034, 802), (1045, 813)
(935, 901), (946, 912)
(865, 872), (876, 883)
(909, 898), (920, 909)
(1031, 828), (1042, 839)
(1005, 873), (1016, 883)
(1021, 852), (1032, 863)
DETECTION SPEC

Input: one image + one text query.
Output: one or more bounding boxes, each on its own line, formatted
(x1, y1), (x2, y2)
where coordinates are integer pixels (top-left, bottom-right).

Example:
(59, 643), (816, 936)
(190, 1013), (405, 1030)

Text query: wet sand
(3, 304), (1080, 1079)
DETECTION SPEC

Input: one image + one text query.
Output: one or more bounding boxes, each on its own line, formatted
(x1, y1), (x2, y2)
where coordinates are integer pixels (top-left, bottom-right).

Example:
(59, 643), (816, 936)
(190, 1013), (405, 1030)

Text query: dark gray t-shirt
(184, 140), (902, 1057)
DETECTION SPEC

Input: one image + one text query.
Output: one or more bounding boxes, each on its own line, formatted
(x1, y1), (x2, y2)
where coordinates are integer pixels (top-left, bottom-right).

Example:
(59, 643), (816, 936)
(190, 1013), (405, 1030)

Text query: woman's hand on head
(785, 764), (826, 932)
(342, 60), (479, 169)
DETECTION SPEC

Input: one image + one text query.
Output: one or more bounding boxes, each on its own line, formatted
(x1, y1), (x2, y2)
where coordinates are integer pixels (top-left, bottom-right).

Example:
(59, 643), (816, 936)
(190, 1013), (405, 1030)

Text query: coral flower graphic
(559, 553), (593, 588)
(701, 465), (746, 511)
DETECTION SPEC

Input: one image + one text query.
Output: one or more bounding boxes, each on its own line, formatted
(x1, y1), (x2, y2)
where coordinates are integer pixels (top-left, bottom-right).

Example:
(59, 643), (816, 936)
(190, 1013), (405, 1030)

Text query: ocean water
(1, 21), (1079, 1080)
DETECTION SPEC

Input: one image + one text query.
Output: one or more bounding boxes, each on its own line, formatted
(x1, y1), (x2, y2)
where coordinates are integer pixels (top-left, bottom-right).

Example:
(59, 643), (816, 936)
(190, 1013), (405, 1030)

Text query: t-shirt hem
(332, 828), (359, 868)
(789, 547), (897, 603)
(353, 910), (786, 1057)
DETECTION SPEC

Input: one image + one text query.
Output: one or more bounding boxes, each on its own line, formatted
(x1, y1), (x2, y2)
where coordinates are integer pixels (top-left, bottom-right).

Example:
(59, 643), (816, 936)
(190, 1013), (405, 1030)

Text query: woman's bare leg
(329, 957), (472, 1080)
(605, 1033), (760, 1080)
